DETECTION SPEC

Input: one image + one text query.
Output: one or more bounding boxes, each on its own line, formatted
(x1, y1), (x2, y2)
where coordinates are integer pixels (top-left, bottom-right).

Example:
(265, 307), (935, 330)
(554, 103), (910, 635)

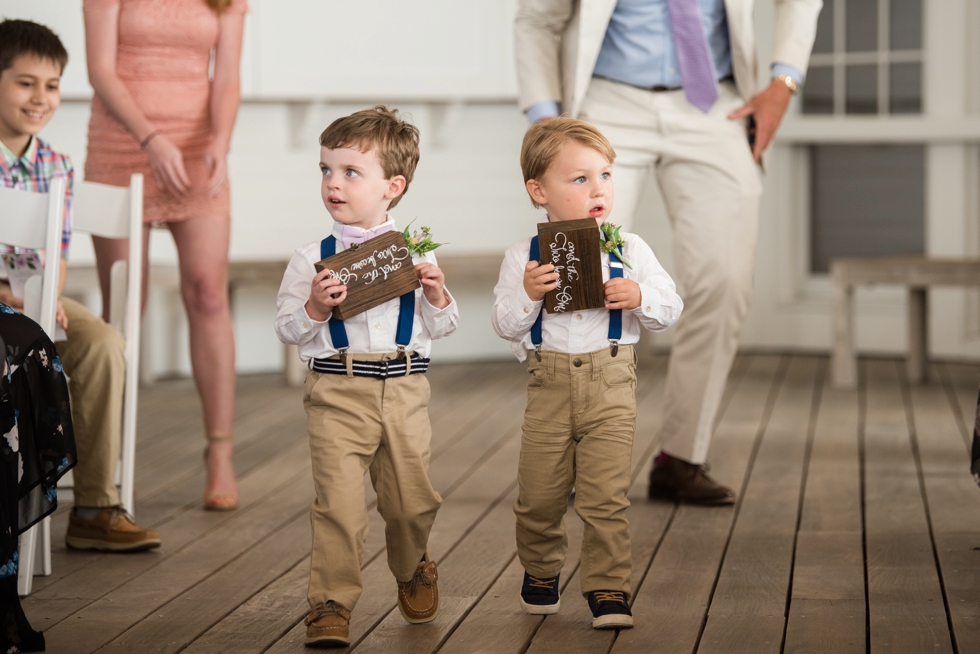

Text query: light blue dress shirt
(525, 0), (804, 123)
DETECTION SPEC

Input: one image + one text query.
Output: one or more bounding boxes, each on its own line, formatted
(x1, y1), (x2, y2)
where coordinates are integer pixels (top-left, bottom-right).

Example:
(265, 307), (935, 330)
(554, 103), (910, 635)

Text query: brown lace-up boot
(647, 452), (736, 505)
(396, 552), (439, 623)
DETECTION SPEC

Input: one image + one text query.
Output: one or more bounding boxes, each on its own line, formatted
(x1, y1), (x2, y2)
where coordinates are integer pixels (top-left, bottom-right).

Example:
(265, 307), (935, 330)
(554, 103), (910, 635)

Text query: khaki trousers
(579, 77), (762, 465)
(515, 346), (636, 598)
(56, 296), (125, 507)
(304, 356), (442, 610)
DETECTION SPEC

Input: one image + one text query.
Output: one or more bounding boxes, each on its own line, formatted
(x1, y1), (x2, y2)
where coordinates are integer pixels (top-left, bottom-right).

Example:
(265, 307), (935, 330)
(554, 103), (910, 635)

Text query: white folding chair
(60, 173), (144, 516)
(0, 178), (65, 596)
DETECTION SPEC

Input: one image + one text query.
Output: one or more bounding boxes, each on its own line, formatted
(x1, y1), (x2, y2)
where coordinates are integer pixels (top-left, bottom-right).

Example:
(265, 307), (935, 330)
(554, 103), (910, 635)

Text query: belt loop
(592, 350), (600, 382)
(547, 351), (556, 381)
(405, 352), (413, 377)
(341, 349), (353, 378)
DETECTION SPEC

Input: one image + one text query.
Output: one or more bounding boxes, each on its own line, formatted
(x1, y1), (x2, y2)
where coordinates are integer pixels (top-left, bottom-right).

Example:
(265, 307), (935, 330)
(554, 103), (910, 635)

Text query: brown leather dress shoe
(305, 601), (350, 648)
(396, 552), (439, 624)
(648, 453), (736, 505)
(65, 506), (161, 552)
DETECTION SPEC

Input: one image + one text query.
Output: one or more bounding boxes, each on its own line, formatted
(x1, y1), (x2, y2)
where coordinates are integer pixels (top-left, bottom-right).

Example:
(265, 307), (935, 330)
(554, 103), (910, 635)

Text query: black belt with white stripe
(311, 354), (430, 379)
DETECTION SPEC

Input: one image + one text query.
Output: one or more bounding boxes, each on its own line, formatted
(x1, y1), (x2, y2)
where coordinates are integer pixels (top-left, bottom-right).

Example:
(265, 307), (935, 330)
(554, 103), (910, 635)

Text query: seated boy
(492, 118), (683, 629)
(0, 19), (159, 552)
(275, 105), (458, 648)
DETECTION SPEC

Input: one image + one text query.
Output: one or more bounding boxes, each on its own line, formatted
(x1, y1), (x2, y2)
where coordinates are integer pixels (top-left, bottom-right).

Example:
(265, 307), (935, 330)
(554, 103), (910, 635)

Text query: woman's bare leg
(91, 225), (152, 321)
(167, 214), (238, 503)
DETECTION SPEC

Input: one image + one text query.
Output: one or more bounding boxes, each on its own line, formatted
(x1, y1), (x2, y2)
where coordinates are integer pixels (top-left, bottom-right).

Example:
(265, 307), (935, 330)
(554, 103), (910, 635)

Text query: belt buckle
(379, 358), (391, 379)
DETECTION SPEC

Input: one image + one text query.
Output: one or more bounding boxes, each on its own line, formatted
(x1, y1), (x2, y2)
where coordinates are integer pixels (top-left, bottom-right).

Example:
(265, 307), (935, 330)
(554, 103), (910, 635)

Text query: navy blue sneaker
(587, 590), (633, 629)
(519, 571), (560, 615)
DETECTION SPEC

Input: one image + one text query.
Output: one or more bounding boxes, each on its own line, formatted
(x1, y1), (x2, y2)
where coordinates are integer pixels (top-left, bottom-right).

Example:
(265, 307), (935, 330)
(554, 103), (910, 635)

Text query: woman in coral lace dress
(83, 0), (247, 510)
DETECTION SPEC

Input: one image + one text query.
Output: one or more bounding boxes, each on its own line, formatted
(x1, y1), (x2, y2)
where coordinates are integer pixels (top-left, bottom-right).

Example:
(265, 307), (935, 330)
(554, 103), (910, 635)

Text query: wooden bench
(831, 256), (980, 388)
(65, 254), (504, 387)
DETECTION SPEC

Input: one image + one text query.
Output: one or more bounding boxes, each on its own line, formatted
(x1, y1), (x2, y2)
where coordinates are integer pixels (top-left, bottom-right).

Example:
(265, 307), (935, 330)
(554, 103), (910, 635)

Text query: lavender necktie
(667, 0), (719, 113)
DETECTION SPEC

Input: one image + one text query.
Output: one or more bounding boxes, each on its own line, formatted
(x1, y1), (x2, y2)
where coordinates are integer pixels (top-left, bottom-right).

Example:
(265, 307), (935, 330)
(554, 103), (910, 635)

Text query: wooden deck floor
(22, 354), (980, 654)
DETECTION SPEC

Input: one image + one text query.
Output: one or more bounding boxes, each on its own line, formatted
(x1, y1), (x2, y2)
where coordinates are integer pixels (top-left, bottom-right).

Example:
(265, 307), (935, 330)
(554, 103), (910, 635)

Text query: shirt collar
(0, 135), (38, 170)
(330, 215), (396, 243)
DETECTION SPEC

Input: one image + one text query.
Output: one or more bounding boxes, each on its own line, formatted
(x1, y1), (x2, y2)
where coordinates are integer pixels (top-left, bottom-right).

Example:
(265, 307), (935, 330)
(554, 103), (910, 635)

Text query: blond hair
(319, 105), (421, 209)
(204, 0), (235, 12)
(520, 117), (616, 208)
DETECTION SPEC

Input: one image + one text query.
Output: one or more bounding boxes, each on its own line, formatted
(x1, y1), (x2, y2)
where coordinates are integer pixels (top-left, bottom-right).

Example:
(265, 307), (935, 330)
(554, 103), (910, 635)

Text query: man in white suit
(515, 0), (822, 504)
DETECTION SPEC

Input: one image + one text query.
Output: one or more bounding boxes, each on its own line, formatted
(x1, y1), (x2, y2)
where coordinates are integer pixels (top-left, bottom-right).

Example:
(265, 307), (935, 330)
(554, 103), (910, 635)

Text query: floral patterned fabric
(0, 304), (77, 652)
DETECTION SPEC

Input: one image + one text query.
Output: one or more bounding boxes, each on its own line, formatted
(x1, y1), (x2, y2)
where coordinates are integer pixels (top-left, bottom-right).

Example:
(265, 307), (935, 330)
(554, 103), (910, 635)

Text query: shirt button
(523, 307), (530, 314)
(573, 358), (582, 367)
(645, 306), (651, 312)
(374, 323), (381, 330)
(576, 314), (583, 321)
(302, 322), (310, 328)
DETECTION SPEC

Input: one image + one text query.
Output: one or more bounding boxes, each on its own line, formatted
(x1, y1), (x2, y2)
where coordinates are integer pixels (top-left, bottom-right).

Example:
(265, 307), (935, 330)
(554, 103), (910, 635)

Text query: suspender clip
(610, 340), (619, 358)
(396, 344), (407, 359)
(534, 344), (542, 362)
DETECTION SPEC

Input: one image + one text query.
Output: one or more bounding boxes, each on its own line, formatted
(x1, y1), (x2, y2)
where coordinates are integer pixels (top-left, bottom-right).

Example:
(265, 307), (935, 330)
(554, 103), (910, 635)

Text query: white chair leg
(832, 281), (857, 389)
(907, 287), (927, 384)
(36, 517), (51, 576)
(17, 525), (37, 596)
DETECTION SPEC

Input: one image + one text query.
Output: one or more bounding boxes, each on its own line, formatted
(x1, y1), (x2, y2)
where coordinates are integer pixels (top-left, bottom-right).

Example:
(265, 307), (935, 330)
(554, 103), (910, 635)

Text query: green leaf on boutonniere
(402, 220), (446, 257)
(599, 221), (632, 269)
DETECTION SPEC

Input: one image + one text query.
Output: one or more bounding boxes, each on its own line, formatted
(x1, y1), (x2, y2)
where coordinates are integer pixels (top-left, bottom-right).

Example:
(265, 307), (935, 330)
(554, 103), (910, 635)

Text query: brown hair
(520, 117), (616, 208)
(204, 0), (236, 12)
(319, 105), (421, 209)
(0, 19), (68, 77)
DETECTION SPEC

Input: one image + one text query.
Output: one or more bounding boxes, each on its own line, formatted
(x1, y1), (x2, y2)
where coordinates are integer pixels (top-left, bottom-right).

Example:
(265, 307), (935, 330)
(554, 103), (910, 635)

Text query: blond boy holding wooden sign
(492, 118), (683, 629)
(275, 106), (458, 648)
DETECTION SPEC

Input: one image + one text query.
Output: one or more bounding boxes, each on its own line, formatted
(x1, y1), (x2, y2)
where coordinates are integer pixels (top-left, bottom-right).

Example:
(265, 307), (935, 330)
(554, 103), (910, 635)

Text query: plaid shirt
(0, 135), (74, 261)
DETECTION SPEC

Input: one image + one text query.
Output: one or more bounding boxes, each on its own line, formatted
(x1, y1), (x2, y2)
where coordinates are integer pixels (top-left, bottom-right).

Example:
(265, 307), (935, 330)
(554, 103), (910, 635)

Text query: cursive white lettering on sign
(548, 232), (581, 312)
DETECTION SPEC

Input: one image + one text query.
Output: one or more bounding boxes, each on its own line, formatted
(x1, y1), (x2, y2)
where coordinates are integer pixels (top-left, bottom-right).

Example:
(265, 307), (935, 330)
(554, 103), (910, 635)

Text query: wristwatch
(774, 74), (800, 96)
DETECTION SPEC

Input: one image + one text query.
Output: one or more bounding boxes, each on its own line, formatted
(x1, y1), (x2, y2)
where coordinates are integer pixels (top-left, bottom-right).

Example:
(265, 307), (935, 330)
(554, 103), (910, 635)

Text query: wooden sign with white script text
(314, 231), (421, 320)
(537, 218), (604, 314)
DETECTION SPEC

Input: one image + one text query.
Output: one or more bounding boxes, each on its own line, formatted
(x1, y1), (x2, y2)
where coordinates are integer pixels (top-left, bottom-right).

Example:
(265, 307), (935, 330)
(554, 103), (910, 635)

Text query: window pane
(890, 62), (922, 113)
(847, 0), (877, 51)
(810, 145), (925, 274)
(890, 0), (922, 49)
(803, 67), (834, 114)
(813, 1), (834, 54)
(846, 64), (877, 114)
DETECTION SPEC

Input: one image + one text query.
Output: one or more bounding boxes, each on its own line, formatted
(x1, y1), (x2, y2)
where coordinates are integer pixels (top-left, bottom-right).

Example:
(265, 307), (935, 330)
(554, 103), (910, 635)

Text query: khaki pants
(56, 296), (124, 507)
(304, 354), (442, 610)
(579, 77), (763, 464)
(515, 346), (636, 598)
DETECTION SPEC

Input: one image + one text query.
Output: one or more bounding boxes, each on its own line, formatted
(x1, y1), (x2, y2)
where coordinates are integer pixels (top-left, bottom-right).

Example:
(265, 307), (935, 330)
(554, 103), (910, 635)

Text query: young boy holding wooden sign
(492, 118), (683, 629)
(275, 105), (458, 648)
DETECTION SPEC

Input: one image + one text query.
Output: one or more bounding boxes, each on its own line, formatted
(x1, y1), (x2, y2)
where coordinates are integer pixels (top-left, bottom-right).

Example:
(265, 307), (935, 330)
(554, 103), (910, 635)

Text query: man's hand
(56, 299), (68, 330)
(728, 79), (793, 162)
(305, 268), (346, 322)
(523, 261), (558, 301)
(604, 277), (641, 310)
(416, 262), (451, 309)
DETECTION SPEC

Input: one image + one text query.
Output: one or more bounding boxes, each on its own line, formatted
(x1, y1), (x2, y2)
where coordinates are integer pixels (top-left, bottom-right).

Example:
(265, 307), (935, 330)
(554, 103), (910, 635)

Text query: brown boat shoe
(648, 452), (736, 505)
(65, 506), (161, 552)
(305, 601), (351, 648)
(396, 552), (439, 624)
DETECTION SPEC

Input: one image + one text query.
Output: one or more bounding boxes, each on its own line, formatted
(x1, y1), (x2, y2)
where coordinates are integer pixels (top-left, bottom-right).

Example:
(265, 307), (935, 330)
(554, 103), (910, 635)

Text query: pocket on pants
(601, 360), (636, 388)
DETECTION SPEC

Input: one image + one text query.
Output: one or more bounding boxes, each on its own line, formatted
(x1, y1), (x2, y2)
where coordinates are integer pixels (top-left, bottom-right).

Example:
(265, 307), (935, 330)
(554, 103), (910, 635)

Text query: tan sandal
(204, 435), (239, 511)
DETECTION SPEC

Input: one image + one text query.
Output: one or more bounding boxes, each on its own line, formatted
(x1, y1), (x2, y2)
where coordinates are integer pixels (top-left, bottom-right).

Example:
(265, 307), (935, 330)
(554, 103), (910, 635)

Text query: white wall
(6, 1), (980, 378)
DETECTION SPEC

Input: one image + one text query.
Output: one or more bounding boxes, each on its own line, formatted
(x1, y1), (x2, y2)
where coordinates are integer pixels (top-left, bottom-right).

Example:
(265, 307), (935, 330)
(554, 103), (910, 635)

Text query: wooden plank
(698, 357), (821, 654)
(612, 355), (785, 654)
(37, 472), (316, 653)
(863, 359), (953, 653)
(907, 364), (980, 652)
(832, 257), (980, 287)
(785, 365), (866, 654)
(938, 361), (979, 450)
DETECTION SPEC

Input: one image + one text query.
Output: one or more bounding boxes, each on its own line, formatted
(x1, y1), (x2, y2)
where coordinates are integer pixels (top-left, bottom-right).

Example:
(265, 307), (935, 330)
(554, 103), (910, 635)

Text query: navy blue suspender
(320, 235), (416, 355)
(528, 234), (623, 359)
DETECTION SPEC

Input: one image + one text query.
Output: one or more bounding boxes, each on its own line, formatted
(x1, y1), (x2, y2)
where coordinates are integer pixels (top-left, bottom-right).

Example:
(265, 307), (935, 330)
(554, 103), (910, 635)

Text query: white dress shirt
(492, 230), (683, 361)
(275, 219), (459, 361)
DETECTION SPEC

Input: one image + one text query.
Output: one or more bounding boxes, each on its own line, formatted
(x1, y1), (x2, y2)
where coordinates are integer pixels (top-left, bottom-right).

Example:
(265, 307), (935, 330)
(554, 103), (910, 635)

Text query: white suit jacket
(514, 0), (824, 117)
